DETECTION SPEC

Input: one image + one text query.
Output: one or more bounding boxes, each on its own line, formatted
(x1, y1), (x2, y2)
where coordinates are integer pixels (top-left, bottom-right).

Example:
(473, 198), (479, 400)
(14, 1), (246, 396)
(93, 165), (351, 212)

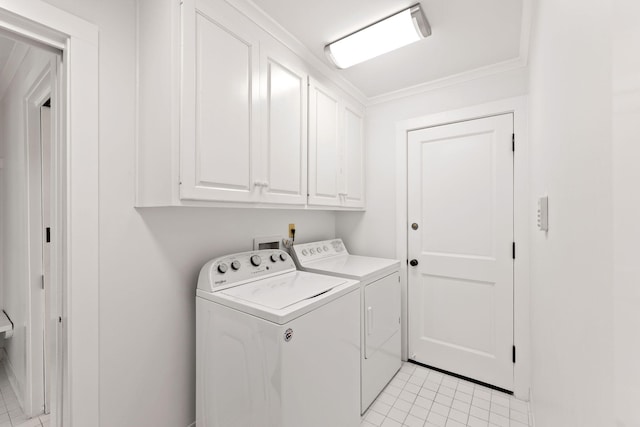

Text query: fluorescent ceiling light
(325, 4), (431, 69)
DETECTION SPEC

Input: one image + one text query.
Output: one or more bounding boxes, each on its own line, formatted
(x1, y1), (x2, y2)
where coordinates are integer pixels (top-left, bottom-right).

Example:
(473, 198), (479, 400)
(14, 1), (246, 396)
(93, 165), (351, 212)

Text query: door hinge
(41, 275), (45, 290)
(46, 227), (51, 243)
(512, 133), (515, 152)
(512, 242), (516, 260)
(512, 345), (516, 363)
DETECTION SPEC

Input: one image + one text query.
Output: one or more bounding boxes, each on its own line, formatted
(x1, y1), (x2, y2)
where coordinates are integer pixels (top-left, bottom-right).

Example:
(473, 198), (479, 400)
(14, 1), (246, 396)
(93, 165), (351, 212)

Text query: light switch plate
(537, 196), (549, 231)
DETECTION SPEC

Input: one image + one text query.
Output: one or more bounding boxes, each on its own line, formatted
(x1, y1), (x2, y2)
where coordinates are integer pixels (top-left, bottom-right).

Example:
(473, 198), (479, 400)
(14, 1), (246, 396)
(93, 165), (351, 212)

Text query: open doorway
(0, 3), (100, 426)
(0, 31), (60, 424)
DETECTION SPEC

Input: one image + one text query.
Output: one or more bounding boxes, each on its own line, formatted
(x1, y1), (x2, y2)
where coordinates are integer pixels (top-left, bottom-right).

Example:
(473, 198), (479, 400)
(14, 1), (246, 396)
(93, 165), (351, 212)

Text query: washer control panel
(198, 249), (295, 292)
(292, 239), (347, 266)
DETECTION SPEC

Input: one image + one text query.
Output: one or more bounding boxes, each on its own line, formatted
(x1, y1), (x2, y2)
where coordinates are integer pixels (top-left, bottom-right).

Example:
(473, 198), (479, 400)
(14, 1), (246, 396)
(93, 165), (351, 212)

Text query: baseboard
(2, 347), (25, 410)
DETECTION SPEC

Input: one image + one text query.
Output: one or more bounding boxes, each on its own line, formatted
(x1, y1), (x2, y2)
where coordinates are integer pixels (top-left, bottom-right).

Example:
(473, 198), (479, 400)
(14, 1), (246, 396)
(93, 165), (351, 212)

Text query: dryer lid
(304, 255), (400, 280)
(220, 271), (350, 309)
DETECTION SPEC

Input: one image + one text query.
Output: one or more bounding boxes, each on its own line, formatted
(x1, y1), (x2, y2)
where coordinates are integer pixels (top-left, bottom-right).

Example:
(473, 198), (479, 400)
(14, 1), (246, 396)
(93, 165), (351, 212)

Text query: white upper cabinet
(136, 0), (363, 209)
(341, 102), (366, 209)
(259, 35), (308, 205)
(308, 78), (365, 209)
(308, 78), (341, 207)
(181, 0), (262, 202)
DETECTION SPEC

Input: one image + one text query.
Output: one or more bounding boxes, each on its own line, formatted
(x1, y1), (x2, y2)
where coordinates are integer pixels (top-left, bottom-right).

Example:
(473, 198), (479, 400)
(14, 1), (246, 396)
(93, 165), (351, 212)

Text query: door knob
(409, 259), (419, 267)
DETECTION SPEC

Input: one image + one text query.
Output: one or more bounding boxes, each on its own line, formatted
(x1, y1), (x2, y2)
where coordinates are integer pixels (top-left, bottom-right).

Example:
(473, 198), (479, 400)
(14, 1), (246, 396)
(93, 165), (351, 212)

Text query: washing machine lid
(197, 270), (359, 324)
(302, 255), (400, 281)
(220, 271), (349, 309)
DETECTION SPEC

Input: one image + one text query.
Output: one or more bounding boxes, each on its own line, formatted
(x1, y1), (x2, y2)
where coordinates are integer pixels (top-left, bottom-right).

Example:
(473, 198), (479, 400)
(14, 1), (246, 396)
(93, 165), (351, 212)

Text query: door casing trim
(394, 96), (530, 400)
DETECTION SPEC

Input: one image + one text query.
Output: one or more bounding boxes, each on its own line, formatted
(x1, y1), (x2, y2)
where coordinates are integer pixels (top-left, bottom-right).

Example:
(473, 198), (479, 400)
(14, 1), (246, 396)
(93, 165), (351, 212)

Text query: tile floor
(0, 362), (50, 427)
(362, 362), (533, 427)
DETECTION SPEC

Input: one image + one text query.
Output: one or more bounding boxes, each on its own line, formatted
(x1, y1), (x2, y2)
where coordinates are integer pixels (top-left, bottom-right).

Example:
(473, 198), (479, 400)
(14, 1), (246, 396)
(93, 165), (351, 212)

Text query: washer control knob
(231, 260), (241, 271)
(310, 248), (316, 255)
(323, 245), (329, 251)
(250, 255), (262, 266)
(316, 247), (322, 253)
(217, 263), (228, 274)
(270, 254), (278, 262)
(279, 253), (287, 261)
(302, 249), (308, 256)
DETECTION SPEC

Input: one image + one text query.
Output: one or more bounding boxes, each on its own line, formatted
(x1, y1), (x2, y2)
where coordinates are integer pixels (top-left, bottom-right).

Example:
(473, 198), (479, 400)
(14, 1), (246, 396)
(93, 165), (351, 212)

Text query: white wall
(528, 1), (613, 425)
(0, 46), (53, 406)
(612, 1), (640, 426)
(336, 67), (528, 259)
(37, 1), (336, 426)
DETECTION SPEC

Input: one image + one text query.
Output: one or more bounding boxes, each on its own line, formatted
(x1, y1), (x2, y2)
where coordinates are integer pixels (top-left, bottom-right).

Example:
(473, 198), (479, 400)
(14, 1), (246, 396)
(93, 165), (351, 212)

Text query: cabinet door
(308, 78), (341, 207)
(341, 103), (365, 209)
(180, 0), (261, 202)
(258, 36), (308, 205)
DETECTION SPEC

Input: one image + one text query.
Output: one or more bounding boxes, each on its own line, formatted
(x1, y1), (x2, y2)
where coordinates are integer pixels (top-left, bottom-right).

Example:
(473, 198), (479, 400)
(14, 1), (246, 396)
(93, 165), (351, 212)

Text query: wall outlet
(288, 223), (295, 238)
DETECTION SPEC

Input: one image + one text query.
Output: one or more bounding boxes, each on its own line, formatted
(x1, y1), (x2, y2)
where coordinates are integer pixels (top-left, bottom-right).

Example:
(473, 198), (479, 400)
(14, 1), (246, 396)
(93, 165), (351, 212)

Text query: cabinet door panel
(343, 105), (365, 208)
(181, 0), (260, 202)
(308, 80), (341, 206)
(197, 14), (250, 189)
(260, 41), (308, 205)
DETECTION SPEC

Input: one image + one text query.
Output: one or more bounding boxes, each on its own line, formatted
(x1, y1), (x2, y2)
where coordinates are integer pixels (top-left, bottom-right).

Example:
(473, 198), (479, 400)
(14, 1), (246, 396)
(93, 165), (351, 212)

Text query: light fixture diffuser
(325, 4), (431, 69)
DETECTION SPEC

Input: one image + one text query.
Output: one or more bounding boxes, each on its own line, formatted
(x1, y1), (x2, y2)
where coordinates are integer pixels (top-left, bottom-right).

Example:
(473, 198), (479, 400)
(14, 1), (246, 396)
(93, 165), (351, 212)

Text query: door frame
(0, 2), (99, 426)
(394, 96), (530, 399)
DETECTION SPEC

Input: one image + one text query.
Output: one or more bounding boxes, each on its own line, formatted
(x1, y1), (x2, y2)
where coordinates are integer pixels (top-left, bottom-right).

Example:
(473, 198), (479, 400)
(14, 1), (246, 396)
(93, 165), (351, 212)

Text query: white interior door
(41, 104), (51, 414)
(407, 114), (514, 390)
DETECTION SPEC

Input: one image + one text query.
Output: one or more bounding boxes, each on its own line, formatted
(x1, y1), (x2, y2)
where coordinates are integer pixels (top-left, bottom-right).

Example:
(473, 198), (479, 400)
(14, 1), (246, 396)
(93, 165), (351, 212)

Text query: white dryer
(291, 239), (401, 413)
(196, 249), (361, 427)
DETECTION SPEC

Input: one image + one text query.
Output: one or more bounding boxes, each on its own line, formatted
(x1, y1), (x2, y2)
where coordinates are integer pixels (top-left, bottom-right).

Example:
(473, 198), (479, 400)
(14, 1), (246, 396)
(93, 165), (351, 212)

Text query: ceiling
(251, 0), (527, 98)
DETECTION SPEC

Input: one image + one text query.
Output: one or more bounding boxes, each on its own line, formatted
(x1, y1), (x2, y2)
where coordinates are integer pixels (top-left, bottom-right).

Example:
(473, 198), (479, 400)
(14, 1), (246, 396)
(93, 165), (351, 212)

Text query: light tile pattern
(0, 363), (50, 427)
(362, 362), (532, 427)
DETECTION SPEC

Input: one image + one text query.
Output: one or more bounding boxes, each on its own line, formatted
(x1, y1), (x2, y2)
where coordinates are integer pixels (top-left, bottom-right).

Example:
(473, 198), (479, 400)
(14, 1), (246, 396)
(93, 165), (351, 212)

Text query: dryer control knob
(270, 254), (278, 262)
(217, 263), (228, 274)
(302, 249), (308, 256)
(231, 260), (241, 271)
(279, 253), (287, 261)
(250, 255), (262, 266)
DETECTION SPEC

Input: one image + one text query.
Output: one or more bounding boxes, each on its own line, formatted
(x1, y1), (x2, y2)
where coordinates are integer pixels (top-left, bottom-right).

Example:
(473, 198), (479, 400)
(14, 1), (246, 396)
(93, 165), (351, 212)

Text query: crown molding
(367, 56), (528, 106)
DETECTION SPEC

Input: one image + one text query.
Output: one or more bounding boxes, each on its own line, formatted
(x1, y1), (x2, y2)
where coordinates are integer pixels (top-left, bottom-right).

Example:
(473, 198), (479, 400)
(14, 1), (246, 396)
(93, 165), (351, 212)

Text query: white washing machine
(291, 239), (401, 413)
(196, 249), (361, 427)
